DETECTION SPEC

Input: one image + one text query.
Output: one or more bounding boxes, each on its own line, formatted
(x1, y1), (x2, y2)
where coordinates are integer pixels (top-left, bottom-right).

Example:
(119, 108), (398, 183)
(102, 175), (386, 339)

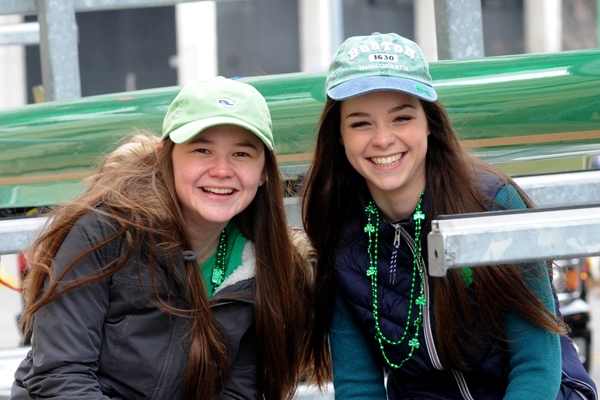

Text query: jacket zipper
(390, 223), (402, 284)
(451, 369), (475, 400)
(397, 225), (444, 371)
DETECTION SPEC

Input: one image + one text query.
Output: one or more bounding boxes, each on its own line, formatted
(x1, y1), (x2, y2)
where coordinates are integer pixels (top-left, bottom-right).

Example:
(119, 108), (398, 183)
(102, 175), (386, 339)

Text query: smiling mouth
(370, 153), (403, 167)
(202, 187), (234, 195)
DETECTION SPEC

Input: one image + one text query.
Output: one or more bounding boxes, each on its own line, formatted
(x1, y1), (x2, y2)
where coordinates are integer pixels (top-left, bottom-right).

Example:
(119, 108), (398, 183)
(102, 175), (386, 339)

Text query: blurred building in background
(0, 0), (597, 110)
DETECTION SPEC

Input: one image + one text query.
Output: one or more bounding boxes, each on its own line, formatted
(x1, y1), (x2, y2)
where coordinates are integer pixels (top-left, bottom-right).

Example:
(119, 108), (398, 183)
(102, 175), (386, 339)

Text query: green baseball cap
(326, 32), (437, 102)
(162, 76), (274, 150)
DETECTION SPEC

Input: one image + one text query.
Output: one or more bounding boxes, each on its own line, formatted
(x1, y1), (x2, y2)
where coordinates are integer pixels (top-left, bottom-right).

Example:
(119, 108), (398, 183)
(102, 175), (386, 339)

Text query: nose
(209, 155), (234, 178)
(371, 125), (395, 148)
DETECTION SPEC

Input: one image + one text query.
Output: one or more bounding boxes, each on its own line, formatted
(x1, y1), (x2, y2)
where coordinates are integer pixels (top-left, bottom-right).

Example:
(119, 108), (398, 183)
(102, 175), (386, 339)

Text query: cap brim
(165, 116), (273, 150)
(327, 76), (437, 102)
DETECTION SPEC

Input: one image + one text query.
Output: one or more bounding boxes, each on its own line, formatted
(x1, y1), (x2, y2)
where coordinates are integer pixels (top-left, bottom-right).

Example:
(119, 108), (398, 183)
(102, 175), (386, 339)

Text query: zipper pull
(393, 224), (401, 248)
(390, 224), (402, 284)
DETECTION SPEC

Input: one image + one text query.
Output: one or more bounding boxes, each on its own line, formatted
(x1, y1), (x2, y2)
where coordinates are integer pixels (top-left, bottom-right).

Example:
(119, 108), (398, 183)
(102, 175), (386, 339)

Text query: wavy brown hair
(302, 98), (565, 373)
(21, 131), (313, 399)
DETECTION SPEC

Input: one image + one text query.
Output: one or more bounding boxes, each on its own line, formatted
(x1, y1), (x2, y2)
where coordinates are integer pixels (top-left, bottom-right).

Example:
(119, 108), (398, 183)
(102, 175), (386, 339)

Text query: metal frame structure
(427, 169), (600, 276)
(0, 21), (39, 45)
(0, 0), (485, 101)
(428, 205), (600, 276)
(0, 0), (245, 101)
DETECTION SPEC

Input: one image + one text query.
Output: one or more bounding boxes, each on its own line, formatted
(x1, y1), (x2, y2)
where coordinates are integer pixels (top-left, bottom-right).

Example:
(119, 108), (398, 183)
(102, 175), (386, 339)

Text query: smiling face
(340, 91), (429, 218)
(171, 124), (267, 232)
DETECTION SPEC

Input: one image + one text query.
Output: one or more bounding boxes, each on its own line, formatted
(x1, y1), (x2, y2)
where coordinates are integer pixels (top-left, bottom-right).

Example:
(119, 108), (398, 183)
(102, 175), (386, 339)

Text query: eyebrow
(189, 137), (260, 150)
(344, 104), (416, 119)
(388, 104), (416, 113)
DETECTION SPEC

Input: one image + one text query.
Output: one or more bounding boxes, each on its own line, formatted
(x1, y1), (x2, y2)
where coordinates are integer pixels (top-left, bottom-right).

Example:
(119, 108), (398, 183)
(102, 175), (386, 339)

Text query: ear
(155, 142), (163, 157)
(339, 135), (345, 146)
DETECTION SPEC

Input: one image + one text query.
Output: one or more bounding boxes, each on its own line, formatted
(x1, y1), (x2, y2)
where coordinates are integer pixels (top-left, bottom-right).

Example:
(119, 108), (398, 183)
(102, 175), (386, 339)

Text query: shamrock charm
(413, 210), (425, 222)
(415, 295), (427, 306)
(212, 269), (225, 285)
(409, 338), (420, 349)
(364, 223), (376, 233)
(367, 267), (378, 277)
(365, 203), (378, 215)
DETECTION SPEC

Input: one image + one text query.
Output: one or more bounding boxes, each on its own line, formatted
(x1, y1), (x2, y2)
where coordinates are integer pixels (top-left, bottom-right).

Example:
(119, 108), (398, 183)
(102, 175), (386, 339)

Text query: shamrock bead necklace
(210, 229), (227, 294)
(364, 192), (426, 369)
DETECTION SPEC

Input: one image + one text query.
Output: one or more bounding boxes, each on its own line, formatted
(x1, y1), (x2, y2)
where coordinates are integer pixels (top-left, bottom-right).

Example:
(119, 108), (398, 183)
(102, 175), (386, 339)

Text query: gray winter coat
(10, 210), (260, 399)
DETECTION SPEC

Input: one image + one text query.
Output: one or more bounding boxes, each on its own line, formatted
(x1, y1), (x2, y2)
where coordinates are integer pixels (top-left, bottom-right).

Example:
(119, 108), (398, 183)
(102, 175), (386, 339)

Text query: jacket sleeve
(494, 184), (561, 400)
(15, 212), (116, 400)
(330, 288), (387, 400)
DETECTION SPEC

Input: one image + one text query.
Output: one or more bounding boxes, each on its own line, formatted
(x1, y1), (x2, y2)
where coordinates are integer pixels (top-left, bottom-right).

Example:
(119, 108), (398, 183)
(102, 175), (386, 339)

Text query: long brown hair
(21, 132), (312, 399)
(302, 97), (565, 372)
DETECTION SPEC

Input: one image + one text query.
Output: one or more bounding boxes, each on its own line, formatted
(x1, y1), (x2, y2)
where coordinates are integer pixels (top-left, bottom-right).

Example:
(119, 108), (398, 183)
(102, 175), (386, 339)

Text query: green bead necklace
(364, 192), (426, 369)
(210, 229), (227, 294)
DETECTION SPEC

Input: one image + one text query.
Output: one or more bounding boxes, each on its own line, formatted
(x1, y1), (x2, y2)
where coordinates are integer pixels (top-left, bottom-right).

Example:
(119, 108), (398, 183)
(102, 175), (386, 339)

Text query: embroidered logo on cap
(218, 99), (237, 107)
(415, 85), (433, 98)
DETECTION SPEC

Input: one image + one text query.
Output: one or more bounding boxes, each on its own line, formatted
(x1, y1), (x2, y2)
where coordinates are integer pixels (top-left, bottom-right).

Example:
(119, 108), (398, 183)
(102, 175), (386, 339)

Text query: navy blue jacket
(333, 177), (597, 399)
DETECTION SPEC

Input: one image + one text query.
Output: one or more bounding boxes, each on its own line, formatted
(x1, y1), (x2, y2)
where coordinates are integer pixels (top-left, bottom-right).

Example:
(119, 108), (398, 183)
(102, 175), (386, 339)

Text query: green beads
(364, 192), (426, 369)
(211, 229), (227, 293)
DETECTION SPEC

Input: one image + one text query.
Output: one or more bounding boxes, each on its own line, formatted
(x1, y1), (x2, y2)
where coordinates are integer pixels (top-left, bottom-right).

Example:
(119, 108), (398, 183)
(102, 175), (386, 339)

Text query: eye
(393, 115), (411, 123)
(233, 151), (251, 157)
(349, 121), (370, 129)
(193, 148), (210, 154)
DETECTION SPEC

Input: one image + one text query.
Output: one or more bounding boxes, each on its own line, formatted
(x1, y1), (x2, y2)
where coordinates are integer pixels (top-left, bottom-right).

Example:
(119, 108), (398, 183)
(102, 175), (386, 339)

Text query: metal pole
(433, 0), (484, 60)
(0, 22), (39, 46)
(330, 0), (343, 57)
(37, 0), (81, 101)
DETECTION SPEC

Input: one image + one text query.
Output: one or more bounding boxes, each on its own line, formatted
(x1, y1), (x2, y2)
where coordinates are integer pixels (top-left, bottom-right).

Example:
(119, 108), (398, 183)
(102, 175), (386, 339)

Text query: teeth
(371, 153), (402, 167)
(203, 187), (233, 195)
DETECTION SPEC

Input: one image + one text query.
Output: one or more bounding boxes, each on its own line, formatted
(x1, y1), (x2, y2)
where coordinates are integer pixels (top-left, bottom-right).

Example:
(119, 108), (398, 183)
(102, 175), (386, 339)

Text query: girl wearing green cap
(303, 33), (596, 399)
(11, 77), (314, 400)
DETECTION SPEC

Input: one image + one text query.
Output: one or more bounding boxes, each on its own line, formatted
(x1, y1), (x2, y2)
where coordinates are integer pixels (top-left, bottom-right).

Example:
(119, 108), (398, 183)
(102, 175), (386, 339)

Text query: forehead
(189, 124), (263, 146)
(341, 91), (421, 111)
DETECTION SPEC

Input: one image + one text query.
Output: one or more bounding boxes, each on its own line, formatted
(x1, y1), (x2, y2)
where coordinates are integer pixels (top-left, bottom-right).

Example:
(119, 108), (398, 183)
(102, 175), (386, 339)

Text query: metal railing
(3, 169), (600, 258)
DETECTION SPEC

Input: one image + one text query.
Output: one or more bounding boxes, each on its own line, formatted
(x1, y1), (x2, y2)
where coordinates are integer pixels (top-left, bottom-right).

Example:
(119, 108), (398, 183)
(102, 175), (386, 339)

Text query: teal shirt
(494, 185), (561, 400)
(200, 221), (248, 298)
(329, 184), (561, 399)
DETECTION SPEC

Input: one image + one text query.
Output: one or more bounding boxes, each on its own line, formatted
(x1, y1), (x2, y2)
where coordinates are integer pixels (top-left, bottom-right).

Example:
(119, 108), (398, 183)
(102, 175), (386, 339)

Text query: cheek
(172, 160), (193, 196)
(342, 136), (366, 164)
(340, 131), (357, 154)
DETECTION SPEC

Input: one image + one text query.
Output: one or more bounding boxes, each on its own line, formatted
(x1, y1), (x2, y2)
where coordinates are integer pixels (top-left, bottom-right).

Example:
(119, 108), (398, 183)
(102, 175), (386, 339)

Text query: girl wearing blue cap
(11, 77), (313, 400)
(303, 33), (597, 399)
